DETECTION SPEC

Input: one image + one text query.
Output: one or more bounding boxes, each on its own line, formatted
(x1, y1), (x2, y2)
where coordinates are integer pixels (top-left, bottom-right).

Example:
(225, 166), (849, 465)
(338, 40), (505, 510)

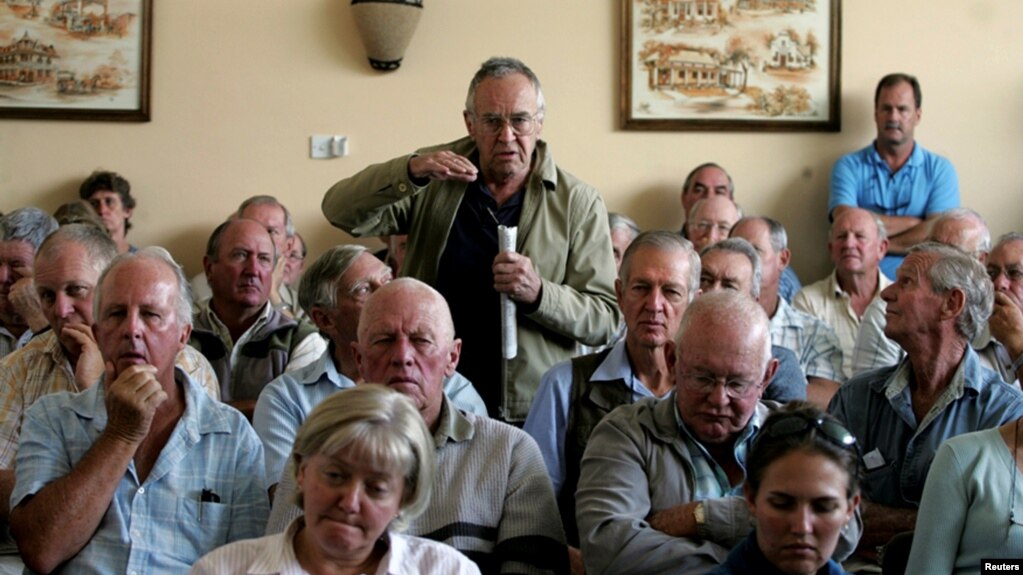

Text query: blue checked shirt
(770, 297), (845, 382)
(12, 369), (269, 574)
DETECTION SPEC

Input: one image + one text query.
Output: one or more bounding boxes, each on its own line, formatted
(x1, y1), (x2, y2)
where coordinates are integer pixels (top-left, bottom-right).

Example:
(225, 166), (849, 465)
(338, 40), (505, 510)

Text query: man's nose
(53, 291), (75, 318)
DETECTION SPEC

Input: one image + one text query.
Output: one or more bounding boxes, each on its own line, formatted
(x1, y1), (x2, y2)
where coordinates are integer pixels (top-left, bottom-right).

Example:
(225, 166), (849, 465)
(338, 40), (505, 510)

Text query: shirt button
(398, 183), (408, 193)
(137, 487), (145, 494)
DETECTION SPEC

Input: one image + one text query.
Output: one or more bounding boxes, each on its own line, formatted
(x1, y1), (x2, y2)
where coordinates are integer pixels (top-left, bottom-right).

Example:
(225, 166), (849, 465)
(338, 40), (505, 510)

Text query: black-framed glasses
(762, 414), (857, 451)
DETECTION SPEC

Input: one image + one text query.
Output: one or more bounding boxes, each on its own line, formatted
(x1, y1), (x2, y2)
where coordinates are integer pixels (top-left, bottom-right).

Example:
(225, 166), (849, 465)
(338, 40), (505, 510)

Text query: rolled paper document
(498, 225), (518, 360)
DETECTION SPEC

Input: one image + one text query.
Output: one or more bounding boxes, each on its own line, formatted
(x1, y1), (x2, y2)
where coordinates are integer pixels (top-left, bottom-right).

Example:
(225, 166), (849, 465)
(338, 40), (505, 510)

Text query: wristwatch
(693, 501), (707, 527)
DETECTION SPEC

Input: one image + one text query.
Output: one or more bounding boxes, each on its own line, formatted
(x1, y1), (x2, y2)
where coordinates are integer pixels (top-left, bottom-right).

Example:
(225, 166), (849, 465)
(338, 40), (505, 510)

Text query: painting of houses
(766, 30), (811, 70)
(0, 0), (150, 120)
(0, 30), (58, 85)
(622, 0), (839, 131)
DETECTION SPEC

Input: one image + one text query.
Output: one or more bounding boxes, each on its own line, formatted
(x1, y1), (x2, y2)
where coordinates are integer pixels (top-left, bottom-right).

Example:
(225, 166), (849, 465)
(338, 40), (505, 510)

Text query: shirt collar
(431, 395), (475, 449)
(245, 517), (308, 575)
(296, 345), (355, 389)
(197, 299), (273, 346)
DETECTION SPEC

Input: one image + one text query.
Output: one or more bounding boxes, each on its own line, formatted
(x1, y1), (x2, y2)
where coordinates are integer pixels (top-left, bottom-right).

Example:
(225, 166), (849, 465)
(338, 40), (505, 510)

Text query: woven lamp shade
(351, 0), (424, 71)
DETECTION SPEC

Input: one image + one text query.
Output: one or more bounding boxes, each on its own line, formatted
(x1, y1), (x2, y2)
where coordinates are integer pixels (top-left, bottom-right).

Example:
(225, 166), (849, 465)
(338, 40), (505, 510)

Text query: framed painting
(621, 0), (840, 132)
(0, 0), (152, 122)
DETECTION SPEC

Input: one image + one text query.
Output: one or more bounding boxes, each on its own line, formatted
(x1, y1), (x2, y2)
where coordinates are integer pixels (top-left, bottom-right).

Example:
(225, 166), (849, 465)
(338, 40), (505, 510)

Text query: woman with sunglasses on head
(906, 414), (1023, 574)
(711, 402), (860, 575)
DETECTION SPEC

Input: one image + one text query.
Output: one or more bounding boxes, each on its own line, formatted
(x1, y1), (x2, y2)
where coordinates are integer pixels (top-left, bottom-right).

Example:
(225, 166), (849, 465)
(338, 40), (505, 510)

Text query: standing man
(78, 170), (137, 254)
(322, 57), (620, 422)
(829, 73), (959, 279)
(524, 231), (699, 548)
(794, 207), (891, 380)
(10, 248), (267, 574)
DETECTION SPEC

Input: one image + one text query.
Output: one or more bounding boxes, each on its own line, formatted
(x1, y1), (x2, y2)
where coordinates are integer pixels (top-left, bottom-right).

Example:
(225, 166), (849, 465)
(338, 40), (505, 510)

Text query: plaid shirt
(12, 370), (268, 574)
(770, 297), (845, 382)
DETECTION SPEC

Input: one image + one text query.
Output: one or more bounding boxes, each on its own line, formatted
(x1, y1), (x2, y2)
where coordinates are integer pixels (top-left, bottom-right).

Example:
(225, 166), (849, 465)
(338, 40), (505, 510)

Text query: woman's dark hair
(746, 402), (860, 498)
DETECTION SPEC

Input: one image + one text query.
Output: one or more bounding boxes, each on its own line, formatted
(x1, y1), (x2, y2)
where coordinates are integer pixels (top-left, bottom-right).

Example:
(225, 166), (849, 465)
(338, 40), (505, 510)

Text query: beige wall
(2, 0), (1021, 280)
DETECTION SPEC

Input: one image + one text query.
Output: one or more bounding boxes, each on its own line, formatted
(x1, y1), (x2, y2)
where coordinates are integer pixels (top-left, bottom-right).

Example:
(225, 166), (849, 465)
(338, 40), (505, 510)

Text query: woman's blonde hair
(290, 384), (435, 531)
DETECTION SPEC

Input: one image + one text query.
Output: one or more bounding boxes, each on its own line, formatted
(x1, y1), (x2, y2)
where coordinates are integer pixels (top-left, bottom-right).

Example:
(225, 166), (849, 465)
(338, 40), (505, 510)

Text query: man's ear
(446, 338), (462, 377)
(942, 287), (966, 322)
(177, 323), (192, 349)
(202, 255), (214, 283)
(352, 342), (364, 378)
(878, 238), (890, 258)
(665, 341), (678, 375)
(308, 306), (333, 334)
(778, 247), (792, 269)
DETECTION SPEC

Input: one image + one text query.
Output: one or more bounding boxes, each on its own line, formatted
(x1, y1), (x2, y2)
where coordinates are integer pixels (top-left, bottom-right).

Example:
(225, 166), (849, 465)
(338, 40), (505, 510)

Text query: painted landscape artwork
(0, 0), (150, 120)
(622, 0), (840, 131)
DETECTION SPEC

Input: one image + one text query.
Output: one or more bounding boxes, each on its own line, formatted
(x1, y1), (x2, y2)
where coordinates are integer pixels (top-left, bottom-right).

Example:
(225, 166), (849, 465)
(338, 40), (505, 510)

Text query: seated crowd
(1, 59), (1020, 575)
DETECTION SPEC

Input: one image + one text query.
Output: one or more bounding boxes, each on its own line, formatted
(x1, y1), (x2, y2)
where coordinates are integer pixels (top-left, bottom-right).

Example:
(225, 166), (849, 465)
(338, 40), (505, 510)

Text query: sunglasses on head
(762, 414), (857, 451)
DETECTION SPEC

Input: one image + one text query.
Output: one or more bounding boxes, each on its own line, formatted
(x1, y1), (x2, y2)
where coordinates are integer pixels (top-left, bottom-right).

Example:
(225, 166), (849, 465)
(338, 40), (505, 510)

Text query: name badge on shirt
(863, 448), (886, 471)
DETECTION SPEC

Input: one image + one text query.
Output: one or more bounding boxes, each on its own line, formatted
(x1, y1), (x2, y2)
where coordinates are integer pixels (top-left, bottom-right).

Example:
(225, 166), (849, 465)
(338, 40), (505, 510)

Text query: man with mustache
(190, 218), (325, 417)
(828, 73), (959, 280)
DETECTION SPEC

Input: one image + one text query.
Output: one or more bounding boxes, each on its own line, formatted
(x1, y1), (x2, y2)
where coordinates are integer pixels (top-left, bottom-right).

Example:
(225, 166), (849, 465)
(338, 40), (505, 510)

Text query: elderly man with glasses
(575, 290), (861, 575)
(322, 57), (620, 423)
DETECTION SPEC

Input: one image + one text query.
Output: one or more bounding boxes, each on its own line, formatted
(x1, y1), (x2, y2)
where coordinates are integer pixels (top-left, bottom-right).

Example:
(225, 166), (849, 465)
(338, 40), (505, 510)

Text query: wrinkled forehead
(220, 221), (274, 255)
(361, 292), (453, 340)
(897, 251), (938, 282)
(0, 239), (35, 261)
(703, 251), (753, 281)
(831, 210), (878, 237)
(694, 198), (738, 223)
(99, 261), (178, 311)
(990, 240), (1023, 267)
(688, 167), (730, 193)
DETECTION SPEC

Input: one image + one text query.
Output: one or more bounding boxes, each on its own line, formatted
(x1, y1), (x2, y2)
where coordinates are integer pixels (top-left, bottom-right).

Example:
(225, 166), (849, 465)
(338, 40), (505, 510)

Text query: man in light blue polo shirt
(252, 245), (485, 495)
(828, 73), (959, 279)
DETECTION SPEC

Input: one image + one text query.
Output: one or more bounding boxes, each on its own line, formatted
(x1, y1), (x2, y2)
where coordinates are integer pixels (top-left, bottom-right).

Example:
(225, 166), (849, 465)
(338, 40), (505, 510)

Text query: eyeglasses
(680, 371), (761, 398)
(987, 265), (1023, 284)
(473, 113), (541, 136)
(762, 414), (857, 451)
(691, 220), (733, 235)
